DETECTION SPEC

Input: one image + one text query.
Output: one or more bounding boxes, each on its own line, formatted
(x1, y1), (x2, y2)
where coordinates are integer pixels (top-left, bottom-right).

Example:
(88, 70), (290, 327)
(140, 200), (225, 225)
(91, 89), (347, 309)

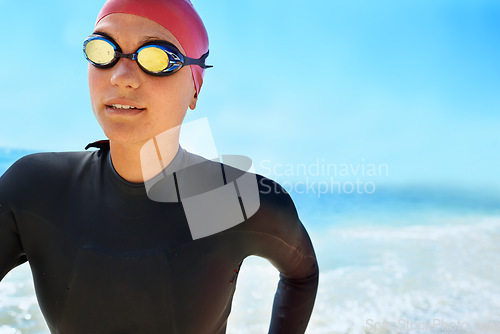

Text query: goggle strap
(184, 51), (213, 69)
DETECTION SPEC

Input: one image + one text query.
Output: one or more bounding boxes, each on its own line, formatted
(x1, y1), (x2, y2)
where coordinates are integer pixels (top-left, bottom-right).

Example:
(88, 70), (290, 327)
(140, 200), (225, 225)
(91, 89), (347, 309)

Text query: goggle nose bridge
(114, 51), (138, 61)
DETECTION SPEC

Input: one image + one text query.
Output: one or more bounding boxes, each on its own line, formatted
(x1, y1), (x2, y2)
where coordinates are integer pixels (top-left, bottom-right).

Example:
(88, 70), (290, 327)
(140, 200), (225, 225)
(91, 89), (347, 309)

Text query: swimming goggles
(83, 33), (212, 76)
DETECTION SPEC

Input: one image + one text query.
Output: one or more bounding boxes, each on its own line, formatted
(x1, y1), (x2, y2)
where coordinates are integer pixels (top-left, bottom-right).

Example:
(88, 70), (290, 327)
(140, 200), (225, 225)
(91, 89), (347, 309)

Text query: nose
(109, 58), (141, 89)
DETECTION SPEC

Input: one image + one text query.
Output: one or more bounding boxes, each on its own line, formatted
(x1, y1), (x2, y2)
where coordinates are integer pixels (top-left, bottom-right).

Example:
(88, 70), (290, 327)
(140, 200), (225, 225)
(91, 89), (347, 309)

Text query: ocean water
(1, 149), (500, 334)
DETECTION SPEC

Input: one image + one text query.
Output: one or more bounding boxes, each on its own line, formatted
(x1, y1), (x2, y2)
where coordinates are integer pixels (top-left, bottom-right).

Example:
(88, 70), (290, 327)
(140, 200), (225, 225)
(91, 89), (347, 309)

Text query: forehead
(93, 13), (186, 53)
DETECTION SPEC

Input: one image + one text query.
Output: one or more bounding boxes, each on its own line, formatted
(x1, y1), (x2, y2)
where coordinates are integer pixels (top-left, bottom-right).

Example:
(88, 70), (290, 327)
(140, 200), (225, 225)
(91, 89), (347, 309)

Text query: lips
(104, 99), (146, 115)
(107, 104), (144, 110)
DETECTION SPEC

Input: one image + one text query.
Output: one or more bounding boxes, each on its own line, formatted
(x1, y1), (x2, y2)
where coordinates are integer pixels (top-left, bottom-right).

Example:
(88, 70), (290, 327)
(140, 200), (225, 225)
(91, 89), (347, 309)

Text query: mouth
(104, 103), (146, 116)
(106, 104), (146, 111)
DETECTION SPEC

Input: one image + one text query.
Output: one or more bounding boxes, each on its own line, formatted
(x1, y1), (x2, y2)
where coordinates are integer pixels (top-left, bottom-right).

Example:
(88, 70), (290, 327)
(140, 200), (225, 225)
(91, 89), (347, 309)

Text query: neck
(109, 133), (180, 183)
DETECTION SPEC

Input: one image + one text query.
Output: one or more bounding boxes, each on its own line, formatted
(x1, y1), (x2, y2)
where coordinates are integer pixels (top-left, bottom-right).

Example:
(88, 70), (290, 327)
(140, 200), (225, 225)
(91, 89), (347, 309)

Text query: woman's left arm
(246, 178), (319, 334)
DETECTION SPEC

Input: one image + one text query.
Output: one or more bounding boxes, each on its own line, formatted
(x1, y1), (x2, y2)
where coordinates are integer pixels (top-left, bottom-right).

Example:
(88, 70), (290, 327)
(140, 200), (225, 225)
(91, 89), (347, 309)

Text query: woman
(0, 0), (319, 333)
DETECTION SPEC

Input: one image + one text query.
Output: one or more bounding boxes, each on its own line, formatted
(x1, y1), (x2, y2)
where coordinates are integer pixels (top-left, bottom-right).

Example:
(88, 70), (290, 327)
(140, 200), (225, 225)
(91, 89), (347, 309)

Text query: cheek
(184, 67), (195, 94)
(175, 68), (196, 105)
(88, 66), (107, 104)
(152, 70), (194, 105)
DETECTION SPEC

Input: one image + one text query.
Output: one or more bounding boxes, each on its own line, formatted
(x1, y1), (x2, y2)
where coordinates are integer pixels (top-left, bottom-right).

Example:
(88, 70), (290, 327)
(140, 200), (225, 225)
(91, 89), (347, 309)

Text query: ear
(189, 90), (198, 110)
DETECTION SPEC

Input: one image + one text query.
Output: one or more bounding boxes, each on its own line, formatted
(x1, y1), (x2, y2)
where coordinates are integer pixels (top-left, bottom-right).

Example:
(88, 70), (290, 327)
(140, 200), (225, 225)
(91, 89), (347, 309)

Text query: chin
(101, 123), (150, 146)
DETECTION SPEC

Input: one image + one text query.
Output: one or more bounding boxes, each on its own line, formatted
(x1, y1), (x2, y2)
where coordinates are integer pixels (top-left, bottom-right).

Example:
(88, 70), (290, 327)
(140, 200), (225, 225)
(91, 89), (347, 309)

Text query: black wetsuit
(0, 142), (319, 334)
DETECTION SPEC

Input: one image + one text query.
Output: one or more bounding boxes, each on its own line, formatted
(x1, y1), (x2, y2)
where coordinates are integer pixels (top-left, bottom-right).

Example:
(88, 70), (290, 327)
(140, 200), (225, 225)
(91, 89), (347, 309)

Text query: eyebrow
(92, 30), (114, 40)
(140, 36), (167, 44)
(92, 31), (173, 47)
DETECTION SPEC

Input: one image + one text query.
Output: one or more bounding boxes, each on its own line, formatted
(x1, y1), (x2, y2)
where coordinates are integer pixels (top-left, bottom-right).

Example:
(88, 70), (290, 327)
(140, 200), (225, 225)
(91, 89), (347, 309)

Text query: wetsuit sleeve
(248, 179), (319, 334)
(0, 167), (27, 281)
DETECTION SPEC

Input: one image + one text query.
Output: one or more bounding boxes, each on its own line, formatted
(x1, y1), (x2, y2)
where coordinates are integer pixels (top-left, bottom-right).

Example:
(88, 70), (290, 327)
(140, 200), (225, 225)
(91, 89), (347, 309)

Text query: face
(88, 13), (197, 146)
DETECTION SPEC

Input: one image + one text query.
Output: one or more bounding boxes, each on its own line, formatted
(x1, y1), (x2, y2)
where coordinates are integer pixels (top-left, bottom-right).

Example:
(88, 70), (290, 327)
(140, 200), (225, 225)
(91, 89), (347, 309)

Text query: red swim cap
(96, 0), (209, 95)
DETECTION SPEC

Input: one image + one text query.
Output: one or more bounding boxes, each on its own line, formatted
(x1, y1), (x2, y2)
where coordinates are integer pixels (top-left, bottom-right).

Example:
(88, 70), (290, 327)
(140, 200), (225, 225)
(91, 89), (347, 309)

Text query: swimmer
(0, 0), (319, 333)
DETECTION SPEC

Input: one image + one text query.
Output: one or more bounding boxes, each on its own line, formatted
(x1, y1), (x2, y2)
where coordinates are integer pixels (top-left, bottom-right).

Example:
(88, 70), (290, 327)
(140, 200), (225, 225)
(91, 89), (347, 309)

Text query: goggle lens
(137, 46), (171, 73)
(85, 38), (115, 66)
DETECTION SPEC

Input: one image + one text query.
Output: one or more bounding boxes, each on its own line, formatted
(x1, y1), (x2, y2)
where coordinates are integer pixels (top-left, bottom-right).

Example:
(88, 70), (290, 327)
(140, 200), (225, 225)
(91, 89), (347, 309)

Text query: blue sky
(0, 0), (499, 192)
